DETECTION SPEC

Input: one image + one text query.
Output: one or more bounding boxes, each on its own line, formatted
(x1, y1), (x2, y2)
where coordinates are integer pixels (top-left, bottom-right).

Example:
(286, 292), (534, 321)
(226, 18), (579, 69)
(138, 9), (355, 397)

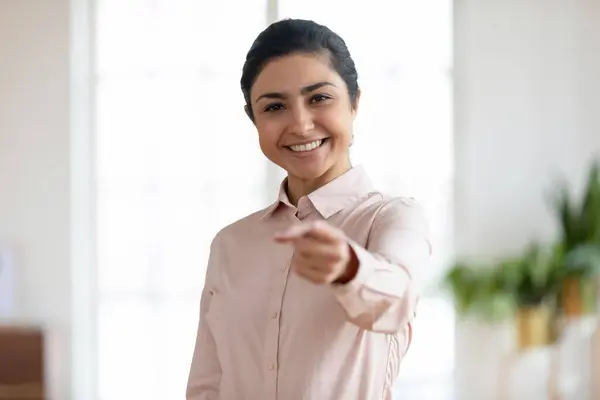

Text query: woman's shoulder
(362, 190), (425, 216)
(360, 192), (429, 232)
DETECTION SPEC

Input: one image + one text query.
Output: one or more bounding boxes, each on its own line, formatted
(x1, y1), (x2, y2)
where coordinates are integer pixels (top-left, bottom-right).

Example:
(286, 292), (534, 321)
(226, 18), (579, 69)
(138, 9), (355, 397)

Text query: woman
(187, 18), (431, 400)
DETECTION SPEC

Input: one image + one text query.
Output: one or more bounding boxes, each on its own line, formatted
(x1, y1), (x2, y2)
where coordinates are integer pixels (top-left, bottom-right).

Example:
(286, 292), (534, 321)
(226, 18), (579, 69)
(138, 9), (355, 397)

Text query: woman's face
(249, 53), (359, 182)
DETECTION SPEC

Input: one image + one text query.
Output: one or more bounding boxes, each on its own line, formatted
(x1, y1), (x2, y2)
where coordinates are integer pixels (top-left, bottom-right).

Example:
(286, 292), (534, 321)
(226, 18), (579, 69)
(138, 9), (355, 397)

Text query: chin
(288, 163), (331, 180)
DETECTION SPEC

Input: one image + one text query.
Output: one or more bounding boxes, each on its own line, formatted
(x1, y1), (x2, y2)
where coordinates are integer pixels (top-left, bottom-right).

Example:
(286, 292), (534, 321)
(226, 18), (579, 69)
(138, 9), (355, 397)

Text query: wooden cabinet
(0, 326), (45, 400)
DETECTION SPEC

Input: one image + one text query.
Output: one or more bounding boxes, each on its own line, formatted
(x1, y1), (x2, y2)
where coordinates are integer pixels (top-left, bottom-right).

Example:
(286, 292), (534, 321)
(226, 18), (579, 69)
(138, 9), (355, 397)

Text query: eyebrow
(254, 81), (337, 103)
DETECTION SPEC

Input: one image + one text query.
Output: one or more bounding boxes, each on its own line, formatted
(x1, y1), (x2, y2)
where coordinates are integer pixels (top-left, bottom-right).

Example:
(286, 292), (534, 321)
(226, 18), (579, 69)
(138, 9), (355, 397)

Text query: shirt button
(268, 362), (275, 371)
(280, 265), (287, 272)
(271, 311), (278, 319)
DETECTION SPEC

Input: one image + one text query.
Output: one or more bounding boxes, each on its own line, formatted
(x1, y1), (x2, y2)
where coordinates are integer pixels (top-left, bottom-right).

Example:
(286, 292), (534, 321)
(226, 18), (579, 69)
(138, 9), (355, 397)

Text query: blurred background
(0, 0), (599, 399)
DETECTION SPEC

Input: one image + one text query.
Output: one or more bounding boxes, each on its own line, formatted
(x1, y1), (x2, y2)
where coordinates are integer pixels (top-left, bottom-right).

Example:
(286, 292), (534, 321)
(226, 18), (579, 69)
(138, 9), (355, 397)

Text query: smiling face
(249, 52), (359, 190)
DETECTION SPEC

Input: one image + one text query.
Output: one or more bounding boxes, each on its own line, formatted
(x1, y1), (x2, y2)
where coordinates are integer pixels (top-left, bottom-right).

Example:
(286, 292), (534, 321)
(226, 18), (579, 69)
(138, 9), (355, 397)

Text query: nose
(288, 104), (314, 136)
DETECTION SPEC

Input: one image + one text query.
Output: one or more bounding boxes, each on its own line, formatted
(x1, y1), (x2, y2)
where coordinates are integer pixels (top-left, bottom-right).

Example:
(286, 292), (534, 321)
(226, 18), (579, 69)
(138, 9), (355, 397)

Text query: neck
(286, 160), (352, 206)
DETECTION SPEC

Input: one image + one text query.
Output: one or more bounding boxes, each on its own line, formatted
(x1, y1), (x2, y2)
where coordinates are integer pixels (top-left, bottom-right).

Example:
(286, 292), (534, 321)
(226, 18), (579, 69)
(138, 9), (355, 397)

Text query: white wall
(453, 0), (600, 397)
(0, 1), (72, 399)
(454, 0), (600, 259)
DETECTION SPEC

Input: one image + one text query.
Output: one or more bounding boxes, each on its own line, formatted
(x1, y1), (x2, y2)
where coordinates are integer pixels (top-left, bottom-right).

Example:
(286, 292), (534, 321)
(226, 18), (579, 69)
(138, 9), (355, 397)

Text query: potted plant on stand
(551, 161), (600, 318)
(443, 260), (517, 399)
(500, 244), (563, 351)
(444, 247), (562, 398)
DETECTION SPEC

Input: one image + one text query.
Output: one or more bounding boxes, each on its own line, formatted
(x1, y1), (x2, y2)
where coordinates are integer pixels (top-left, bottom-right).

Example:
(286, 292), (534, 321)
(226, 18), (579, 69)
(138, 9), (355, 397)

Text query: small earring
(350, 134), (355, 147)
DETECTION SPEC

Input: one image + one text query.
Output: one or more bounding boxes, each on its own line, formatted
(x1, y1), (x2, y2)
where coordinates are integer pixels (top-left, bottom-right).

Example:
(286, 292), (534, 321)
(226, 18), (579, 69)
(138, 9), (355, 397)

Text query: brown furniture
(0, 326), (45, 400)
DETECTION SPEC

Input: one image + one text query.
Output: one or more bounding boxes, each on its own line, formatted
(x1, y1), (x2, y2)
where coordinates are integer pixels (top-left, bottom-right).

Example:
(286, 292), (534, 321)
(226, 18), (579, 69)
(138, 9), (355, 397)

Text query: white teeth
(289, 139), (323, 152)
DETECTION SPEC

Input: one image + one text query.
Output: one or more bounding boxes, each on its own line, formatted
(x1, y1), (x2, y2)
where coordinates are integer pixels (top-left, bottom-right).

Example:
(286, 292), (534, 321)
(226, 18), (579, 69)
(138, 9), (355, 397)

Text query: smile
(286, 138), (328, 152)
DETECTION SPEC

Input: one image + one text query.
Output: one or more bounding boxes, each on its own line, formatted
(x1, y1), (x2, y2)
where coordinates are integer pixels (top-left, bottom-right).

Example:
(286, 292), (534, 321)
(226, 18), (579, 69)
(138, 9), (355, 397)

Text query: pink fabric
(187, 167), (431, 400)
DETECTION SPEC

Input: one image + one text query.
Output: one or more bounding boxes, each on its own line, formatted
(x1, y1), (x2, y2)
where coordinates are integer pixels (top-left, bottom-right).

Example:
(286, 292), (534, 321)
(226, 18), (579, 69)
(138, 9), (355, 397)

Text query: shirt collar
(260, 166), (375, 220)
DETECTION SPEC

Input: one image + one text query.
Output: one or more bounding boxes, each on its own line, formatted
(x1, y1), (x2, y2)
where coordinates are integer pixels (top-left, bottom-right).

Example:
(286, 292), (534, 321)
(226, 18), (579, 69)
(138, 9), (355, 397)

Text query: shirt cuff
(331, 239), (374, 296)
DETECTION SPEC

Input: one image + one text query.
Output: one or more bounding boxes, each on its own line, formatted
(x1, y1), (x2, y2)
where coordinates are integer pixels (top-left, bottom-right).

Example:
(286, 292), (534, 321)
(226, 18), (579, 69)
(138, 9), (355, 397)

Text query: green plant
(550, 160), (600, 278)
(443, 259), (515, 322)
(563, 243), (600, 277)
(443, 262), (512, 320)
(444, 159), (600, 321)
(443, 244), (562, 320)
(499, 243), (563, 307)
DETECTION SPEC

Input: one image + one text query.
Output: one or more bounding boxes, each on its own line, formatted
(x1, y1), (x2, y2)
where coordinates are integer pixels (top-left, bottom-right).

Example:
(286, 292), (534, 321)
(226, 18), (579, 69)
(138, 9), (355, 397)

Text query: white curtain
(95, 1), (453, 398)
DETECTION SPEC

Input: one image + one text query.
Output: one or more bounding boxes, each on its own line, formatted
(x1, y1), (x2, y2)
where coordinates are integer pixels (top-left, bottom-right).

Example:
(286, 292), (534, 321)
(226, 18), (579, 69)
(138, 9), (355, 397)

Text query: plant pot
(562, 277), (597, 318)
(516, 306), (553, 351)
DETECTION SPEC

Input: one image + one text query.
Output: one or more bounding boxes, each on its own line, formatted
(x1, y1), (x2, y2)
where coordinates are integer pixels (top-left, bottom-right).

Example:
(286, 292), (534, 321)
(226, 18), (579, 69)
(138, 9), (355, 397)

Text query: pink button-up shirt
(187, 166), (431, 400)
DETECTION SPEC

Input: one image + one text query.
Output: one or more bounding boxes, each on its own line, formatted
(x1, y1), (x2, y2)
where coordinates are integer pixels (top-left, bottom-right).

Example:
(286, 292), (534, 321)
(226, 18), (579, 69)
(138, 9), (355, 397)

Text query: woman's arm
(186, 237), (223, 400)
(331, 197), (431, 334)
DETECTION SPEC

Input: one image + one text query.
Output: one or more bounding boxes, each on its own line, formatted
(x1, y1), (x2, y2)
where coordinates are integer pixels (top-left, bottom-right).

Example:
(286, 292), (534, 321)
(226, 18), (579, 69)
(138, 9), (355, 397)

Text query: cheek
(320, 113), (353, 147)
(255, 120), (282, 151)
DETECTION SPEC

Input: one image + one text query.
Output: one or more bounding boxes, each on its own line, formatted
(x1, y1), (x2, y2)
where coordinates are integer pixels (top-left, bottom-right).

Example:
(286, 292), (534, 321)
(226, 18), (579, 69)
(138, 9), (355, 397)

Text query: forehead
(252, 53), (344, 98)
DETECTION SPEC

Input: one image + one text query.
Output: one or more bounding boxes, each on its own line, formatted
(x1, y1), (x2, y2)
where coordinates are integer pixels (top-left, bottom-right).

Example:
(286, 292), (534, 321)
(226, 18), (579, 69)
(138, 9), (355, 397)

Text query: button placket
(262, 244), (294, 398)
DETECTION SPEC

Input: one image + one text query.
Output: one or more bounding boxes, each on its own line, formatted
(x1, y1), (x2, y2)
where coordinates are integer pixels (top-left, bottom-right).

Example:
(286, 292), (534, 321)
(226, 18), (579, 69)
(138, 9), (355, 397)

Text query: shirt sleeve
(331, 197), (431, 334)
(186, 236), (223, 399)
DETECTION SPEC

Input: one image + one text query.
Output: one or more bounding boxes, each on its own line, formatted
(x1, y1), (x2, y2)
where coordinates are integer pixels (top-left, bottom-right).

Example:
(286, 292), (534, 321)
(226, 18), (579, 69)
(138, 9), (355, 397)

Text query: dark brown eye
(310, 94), (331, 104)
(264, 103), (285, 112)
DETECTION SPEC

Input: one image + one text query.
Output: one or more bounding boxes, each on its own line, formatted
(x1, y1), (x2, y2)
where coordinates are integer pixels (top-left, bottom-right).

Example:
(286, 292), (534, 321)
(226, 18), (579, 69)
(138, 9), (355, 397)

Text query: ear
(244, 105), (255, 124)
(351, 88), (361, 118)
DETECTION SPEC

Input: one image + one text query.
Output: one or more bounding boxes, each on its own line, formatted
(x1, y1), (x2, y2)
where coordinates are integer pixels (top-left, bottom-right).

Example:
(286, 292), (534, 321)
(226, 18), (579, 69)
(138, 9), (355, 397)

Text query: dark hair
(240, 18), (359, 120)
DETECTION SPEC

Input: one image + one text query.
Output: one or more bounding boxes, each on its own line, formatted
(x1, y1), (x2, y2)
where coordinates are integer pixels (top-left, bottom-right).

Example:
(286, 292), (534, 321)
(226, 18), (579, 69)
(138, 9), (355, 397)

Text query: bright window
(94, 1), (453, 398)
(95, 1), (267, 399)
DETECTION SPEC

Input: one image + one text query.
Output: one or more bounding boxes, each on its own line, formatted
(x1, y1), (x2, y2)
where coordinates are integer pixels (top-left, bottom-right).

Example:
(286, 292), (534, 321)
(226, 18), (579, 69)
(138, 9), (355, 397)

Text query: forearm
(332, 238), (425, 333)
